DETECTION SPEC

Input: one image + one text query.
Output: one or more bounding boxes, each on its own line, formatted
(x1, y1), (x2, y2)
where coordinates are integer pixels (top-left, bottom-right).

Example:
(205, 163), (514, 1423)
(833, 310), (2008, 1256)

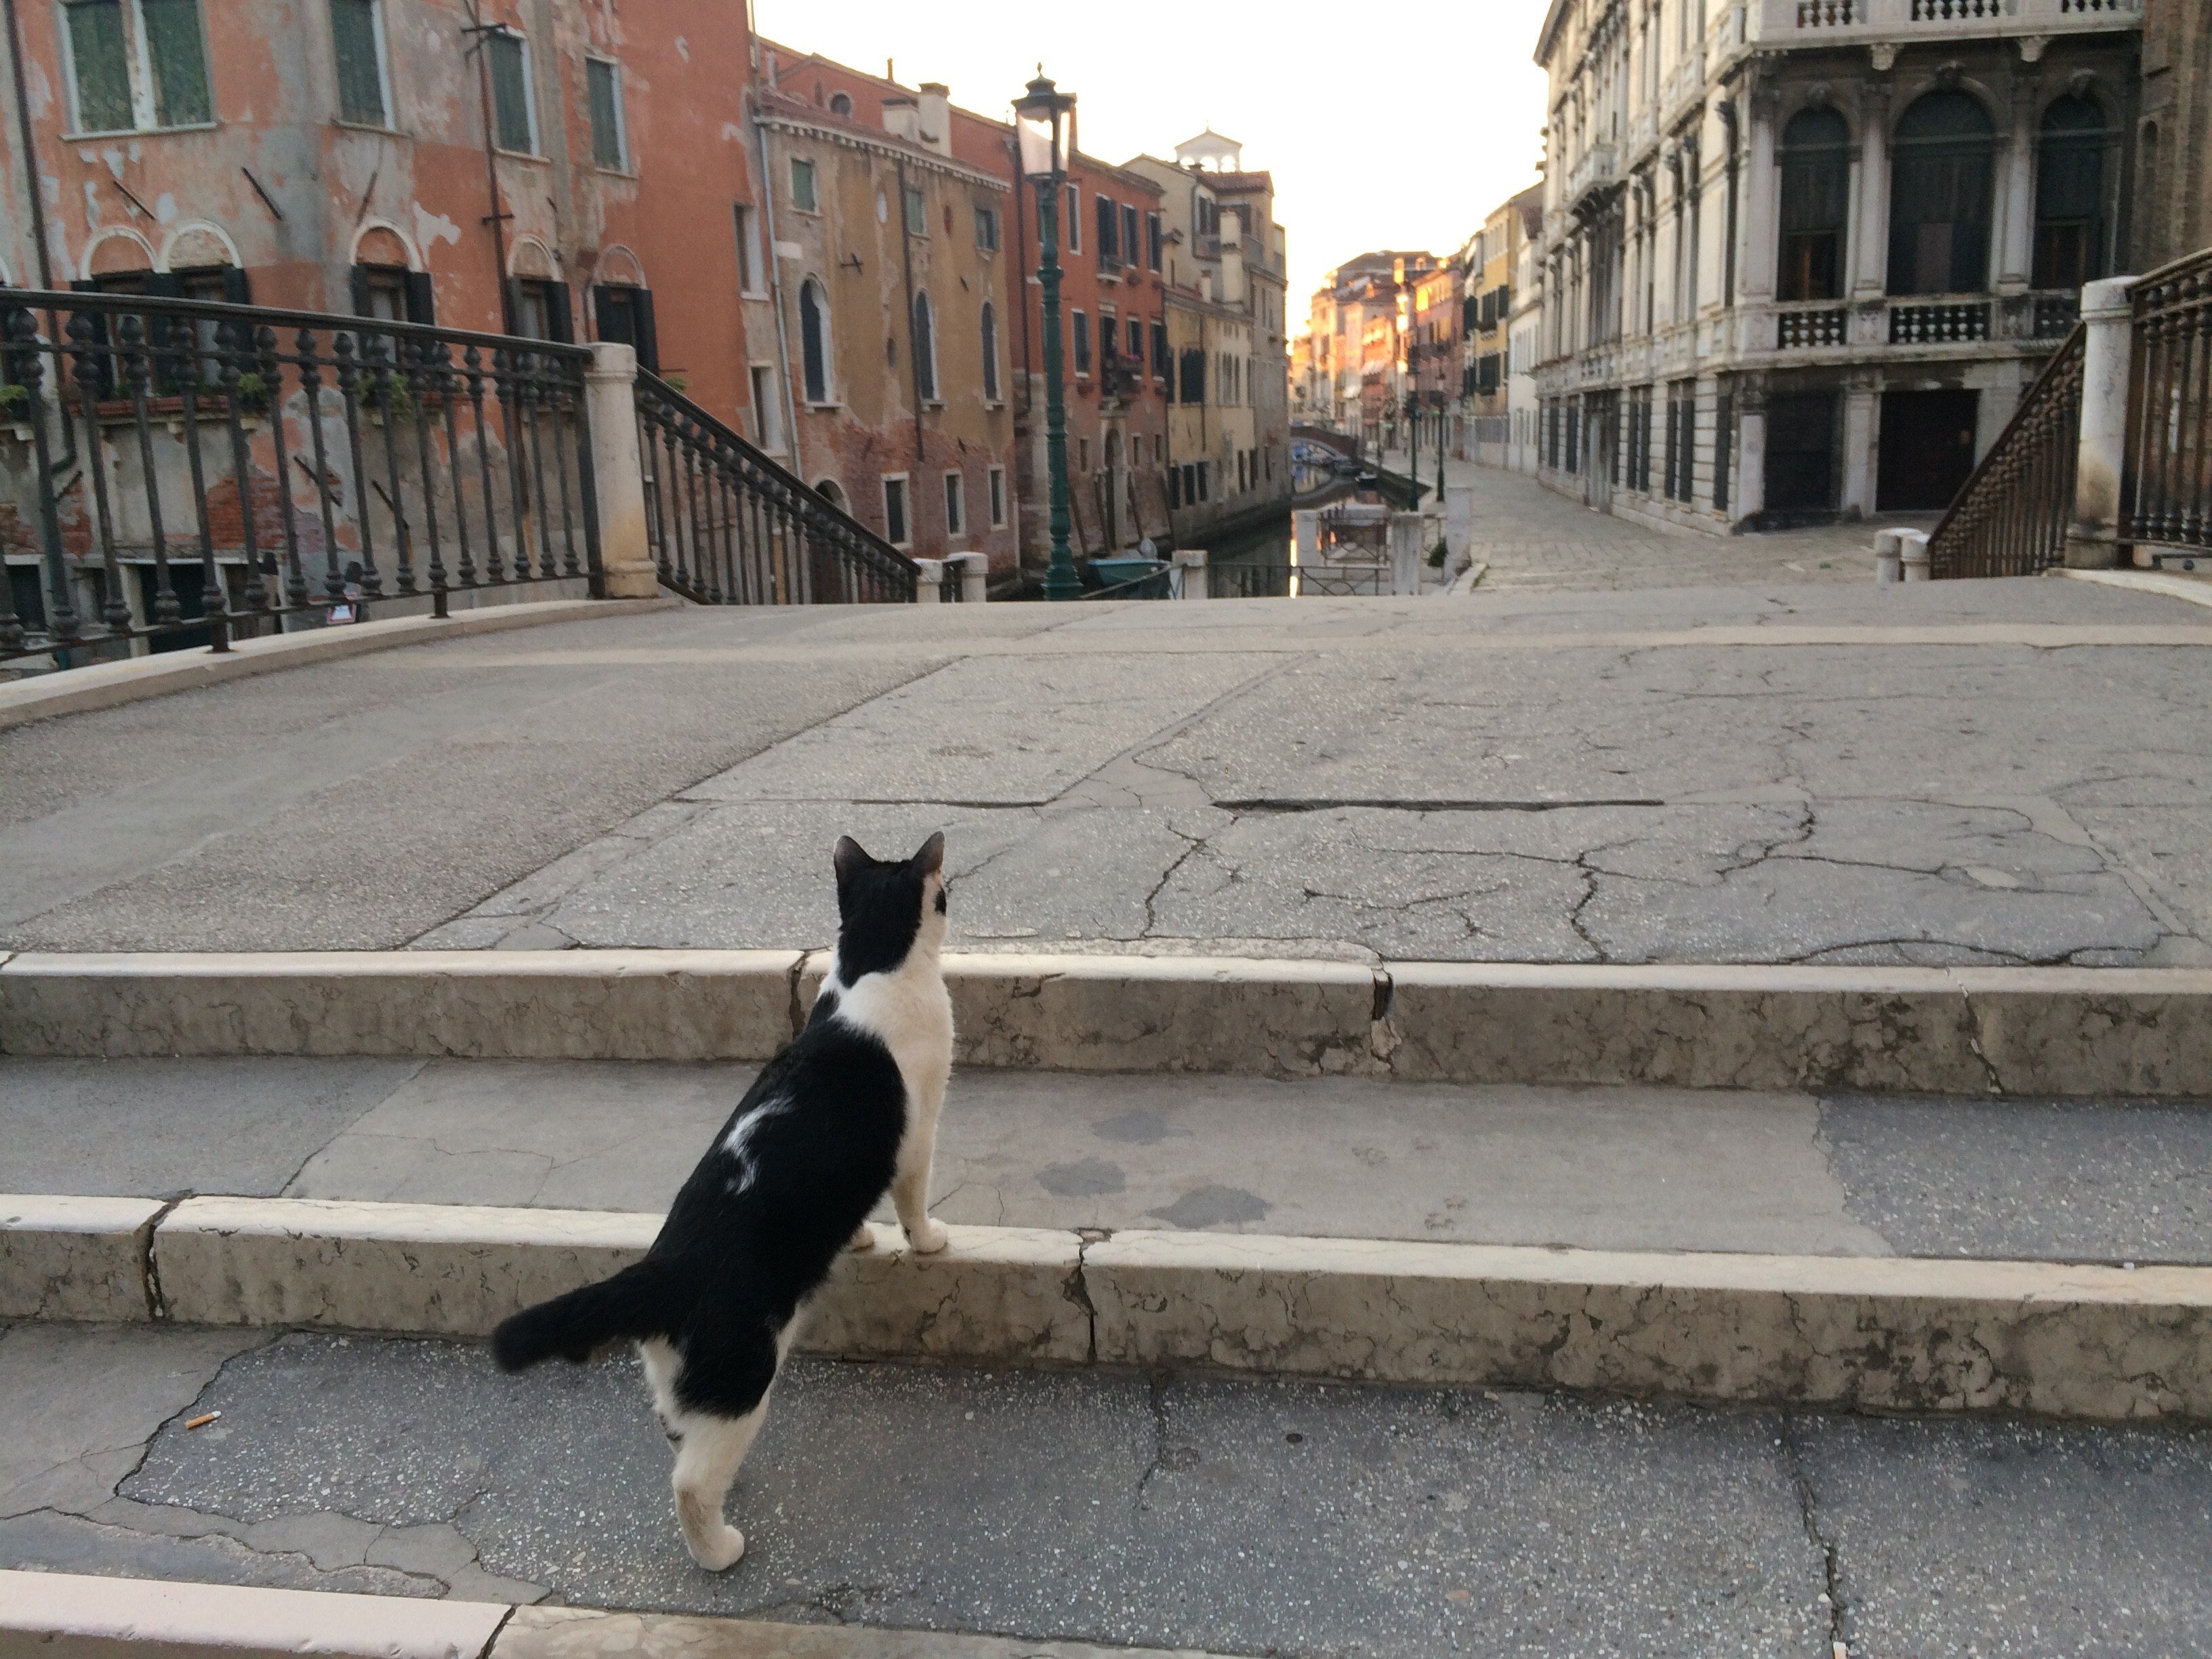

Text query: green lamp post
(1015, 72), (1078, 600)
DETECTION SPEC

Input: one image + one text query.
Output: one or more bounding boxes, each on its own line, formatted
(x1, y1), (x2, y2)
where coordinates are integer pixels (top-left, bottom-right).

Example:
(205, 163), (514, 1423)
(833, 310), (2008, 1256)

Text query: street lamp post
(1015, 73), (1078, 601)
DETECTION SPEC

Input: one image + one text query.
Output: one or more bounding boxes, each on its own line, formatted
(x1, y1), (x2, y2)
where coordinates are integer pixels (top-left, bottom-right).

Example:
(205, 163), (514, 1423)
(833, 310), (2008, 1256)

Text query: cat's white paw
(905, 1216), (950, 1254)
(846, 1225), (876, 1252)
(687, 1524), (746, 1572)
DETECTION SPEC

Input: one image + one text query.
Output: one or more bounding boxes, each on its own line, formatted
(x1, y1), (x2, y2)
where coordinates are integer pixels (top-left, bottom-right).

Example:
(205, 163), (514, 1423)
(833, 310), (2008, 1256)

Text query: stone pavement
(6, 1322), (2211, 1657)
(9, 574), (2209, 966)
(1388, 451), (1902, 591)
(8, 1055), (2211, 1264)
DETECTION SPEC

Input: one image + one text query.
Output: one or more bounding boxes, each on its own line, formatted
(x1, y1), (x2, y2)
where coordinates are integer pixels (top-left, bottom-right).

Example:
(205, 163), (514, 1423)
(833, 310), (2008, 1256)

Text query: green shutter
(142, 0), (212, 127)
(330, 0), (386, 126)
(489, 33), (533, 152)
(65, 1), (133, 132)
(587, 60), (622, 169)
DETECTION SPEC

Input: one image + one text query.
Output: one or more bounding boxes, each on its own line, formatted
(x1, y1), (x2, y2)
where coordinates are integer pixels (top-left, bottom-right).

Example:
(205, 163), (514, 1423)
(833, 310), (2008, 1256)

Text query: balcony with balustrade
(1747, 0), (2137, 47)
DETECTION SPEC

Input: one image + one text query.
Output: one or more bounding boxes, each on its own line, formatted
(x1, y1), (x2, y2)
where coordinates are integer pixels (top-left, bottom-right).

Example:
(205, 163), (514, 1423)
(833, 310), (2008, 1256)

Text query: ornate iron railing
(1, 289), (596, 665)
(1927, 322), (2084, 578)
(2124, 251), (2212, 553)
(632, 371), (917, 605)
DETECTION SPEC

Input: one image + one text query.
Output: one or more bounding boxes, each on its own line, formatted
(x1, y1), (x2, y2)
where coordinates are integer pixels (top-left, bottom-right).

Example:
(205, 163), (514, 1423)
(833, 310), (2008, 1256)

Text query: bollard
(1898, 530), (1930, 582)
(1172, 546), (1209, 599)
(915, 558), (947, 599)
(1874, 528), (1902, 586)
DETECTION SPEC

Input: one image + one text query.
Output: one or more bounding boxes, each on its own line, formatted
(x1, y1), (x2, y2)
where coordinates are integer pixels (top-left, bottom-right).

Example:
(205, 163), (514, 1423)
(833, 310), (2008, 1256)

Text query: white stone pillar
(1173, 546), (1209, 598)
(586, 344), (657, 599)
(1736, 402), (1767, 521)
(1389, 511), (1424, 596)
(947, 551), (989, 601)
(1874, 527), (1904, 584)
(1444, 483), (1475, 560)
(2067, 275), (2138, 569)
(1740, 93), (1780, 304)
(915, 558), (947, 598)
(1851, 84), (1892, 299)
(1995, 77), (2038, 293)
(1898, 529), (1931, 579)
(1839, 382), (1878, 517)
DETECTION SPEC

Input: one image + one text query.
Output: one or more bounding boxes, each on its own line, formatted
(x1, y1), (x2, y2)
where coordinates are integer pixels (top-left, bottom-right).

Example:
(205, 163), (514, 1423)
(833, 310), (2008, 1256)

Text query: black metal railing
(1, 289), (597, 666)
(2125, 251), (2212, 553)
(1927, 322), (2084, 579)
(1080, 564), (1178, 600)
(634, 372), (917, 605)
(1208, 561), (1389, 598)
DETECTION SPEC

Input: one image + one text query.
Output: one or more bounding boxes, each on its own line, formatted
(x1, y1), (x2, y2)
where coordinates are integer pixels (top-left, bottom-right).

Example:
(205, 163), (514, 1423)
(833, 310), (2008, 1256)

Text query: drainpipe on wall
(4, 0), (55, 289)
(462, 14), (514, 332)
(894, 153), (927, 535)
(750, 104), (804, 482)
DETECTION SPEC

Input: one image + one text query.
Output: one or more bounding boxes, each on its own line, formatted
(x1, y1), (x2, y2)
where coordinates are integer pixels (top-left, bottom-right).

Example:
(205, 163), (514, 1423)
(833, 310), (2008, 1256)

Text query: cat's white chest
(828, 956), (952, 1120)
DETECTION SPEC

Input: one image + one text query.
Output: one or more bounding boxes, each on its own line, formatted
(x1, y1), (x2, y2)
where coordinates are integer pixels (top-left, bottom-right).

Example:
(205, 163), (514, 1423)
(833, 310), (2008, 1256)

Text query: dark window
(1878, 388), (1978, 510)
(799, 278), (830, 401)
(1765, 390), (1838, 512)
(1169, 465), (1183, 508)
(912, 291), (936, 401)
(65, 1), (134, 131)
(592, 284), (657, 372)
(1178, 347), (1205, 404)
(1072, 310), (1091, 375)
(1097, 195), (1118, 265)
(1122, 203), (1140, 267)
(1126, 316), (1143, 361)
(904, 185), (926, 237)
(2033, 95), (2108, 290)
(1151, 321), (1168, 378)
(945, 472), (964, 535)
(489, 29), (535, 152)
(1146, 211), (1163, 270)
(330, 0), (386, 125)
(1888, 90), (1994, 295)
(351, 263), (434, 325)
(1713, 388), (1733, 512)
(1778, 106), (1849, 301)
(974, 205), (1000, 251)
(882, 476), (908, 545)
(508, 276), (571, 342)
(142, 0), (211, 125)
(1564, 396), (1579, 474)
(586, 60), (624, 169)
(981, 302), (999, 401)
(828, 91), (852, 116)
(1197, 460), (1209, 501)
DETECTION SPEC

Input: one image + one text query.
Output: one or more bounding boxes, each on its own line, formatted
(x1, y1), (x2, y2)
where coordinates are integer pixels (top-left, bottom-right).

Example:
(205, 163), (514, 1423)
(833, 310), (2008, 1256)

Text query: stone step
(5, 1193), (2209, 1420)
(7, 1055), (2209, 1265)
(3, 947), (2211, 1095)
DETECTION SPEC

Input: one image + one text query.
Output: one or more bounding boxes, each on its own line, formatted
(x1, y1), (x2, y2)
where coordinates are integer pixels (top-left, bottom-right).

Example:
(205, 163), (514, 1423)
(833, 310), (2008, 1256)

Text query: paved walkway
(7, 576), (2211, 965)
(7, 1323), (2210, 1656)
(1385, 451), (1905, 592)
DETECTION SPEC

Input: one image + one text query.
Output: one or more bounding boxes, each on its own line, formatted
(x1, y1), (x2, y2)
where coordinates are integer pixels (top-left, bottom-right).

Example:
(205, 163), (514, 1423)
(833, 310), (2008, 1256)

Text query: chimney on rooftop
(882, 94), (920, 144)
(917, 83), (952, 158)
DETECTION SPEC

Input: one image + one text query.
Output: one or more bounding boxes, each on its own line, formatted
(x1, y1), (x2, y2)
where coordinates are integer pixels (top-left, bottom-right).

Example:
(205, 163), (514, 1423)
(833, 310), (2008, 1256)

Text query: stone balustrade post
(947, 552), (989, 602)
(1172, 546), (1208, 599)
(914, 558), (947, 599)
(585, 344), (657, 599)
(1389, 512), (1425, 596)
(2066, 276), (2138, 570)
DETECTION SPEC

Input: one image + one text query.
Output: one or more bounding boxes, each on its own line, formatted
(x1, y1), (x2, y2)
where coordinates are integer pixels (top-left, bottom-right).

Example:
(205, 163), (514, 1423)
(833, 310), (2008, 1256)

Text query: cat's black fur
(491, 832), (945, 1430)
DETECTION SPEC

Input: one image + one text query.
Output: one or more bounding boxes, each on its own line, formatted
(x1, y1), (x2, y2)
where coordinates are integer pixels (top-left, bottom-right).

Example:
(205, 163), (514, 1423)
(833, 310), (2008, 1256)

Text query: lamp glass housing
(1014, 75), (1073, 184)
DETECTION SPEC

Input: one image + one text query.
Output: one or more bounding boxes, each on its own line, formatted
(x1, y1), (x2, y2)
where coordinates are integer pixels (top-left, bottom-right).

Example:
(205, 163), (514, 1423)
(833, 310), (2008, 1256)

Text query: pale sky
(750, 0), (1555, 324)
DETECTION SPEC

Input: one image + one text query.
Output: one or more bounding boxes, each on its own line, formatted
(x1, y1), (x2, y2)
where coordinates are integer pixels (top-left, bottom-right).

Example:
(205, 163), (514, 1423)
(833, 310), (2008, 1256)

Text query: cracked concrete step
(5, 949), (2212, 1095)
(6, 1195), (2210, 1419)
(9, 1325), (2212, 1656)
(0, 1572), (1227, 1658)
(7, 1056), (2211, 1265)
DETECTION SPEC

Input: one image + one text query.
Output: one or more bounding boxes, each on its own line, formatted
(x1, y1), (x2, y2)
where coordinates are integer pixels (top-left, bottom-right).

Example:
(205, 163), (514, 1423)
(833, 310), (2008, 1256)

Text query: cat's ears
(833, 835), (869, 887)
(833, 832), (943, 883)
(911, 831), (945, 877)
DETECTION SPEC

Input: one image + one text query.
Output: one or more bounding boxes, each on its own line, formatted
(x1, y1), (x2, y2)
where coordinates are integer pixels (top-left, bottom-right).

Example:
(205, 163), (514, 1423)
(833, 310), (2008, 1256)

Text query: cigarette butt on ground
(184, 1412), (221, 1430)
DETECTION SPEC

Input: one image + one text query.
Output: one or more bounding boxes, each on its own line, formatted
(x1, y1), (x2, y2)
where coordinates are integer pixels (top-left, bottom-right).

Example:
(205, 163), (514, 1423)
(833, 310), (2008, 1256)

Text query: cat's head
(830, 831), (947, 981)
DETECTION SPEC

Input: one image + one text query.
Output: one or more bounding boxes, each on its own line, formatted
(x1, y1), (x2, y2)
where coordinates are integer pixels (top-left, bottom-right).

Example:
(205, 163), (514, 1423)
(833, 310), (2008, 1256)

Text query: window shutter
(633, 289), (657, 373)
(405, 271), (436, 326)
(592, 283), (617, 343)
(222, 268), (253, 306)
(545, 282), (574, 344)
(504, 279), (525, 336)
(350, 265), (374, 318)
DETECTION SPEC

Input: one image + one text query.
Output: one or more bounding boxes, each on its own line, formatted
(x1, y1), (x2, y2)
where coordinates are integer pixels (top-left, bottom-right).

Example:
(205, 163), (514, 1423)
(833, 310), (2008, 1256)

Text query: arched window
(799, 278), (830, 403)
(816, 478), (847, 511)
(912, 291), (937, 401)
(980, 302), (1000, 401)
(2034, 94), (2108, 290)
(1778, 107), (1850, 301)
(1888, 90), (1995, 295)
(828, 91), (853, 117)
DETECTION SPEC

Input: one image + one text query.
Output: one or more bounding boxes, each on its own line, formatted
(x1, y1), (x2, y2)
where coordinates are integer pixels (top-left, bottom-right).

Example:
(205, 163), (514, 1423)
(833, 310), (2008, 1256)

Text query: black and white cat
(491, 832), (954, 1571)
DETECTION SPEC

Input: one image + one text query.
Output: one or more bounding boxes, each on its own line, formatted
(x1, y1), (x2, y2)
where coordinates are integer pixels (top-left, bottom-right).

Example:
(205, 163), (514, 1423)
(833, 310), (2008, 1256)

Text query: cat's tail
(491, 1256), (689, 1371)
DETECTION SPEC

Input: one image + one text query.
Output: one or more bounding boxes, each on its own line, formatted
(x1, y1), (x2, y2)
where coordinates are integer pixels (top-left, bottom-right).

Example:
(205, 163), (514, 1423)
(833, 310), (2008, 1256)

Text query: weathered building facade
(1532, 0), (2142, 533)
(2134, 0), (2211, 270)
(1, 0), (765, 427)
(1459, 186), (1541, 465)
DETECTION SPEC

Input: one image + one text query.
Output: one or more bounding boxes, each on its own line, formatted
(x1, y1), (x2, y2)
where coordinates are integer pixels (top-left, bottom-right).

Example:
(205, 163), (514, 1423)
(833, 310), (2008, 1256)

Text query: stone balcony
(1565, 143), (1618, 211)
(1746, 0), (2139, 47)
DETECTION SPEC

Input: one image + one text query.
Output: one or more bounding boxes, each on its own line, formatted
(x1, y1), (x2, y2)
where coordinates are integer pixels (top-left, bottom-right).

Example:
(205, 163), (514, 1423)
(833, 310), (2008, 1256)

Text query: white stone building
(1531, 0), (2142, 532)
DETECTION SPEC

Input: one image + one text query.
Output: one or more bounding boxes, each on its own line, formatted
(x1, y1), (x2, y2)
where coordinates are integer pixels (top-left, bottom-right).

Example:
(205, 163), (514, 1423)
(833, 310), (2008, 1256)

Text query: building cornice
(754, 109), (1009, 192)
